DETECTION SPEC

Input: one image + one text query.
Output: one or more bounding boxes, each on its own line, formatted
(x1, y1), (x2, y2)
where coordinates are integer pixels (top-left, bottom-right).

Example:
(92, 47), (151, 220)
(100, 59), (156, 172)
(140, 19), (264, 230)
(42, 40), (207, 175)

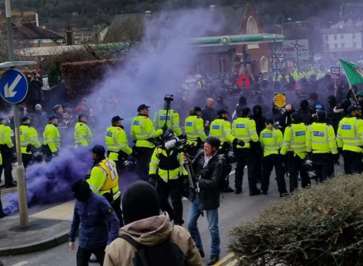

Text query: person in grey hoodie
(104, 181), (203, 266)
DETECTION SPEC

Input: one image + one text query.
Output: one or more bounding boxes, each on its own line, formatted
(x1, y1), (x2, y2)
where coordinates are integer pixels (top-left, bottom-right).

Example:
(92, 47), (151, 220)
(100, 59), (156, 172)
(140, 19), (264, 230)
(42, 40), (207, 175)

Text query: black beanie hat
(122, 181), (160, 224)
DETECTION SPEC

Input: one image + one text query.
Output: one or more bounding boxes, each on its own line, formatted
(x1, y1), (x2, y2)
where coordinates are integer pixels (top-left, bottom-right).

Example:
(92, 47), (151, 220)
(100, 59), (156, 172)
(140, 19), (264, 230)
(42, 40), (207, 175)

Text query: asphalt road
(1, 170), (281, 266)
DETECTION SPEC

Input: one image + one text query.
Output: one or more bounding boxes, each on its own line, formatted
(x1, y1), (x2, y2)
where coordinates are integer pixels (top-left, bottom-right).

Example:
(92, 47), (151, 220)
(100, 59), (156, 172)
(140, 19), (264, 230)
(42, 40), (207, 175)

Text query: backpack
(119, 234), (186, 266)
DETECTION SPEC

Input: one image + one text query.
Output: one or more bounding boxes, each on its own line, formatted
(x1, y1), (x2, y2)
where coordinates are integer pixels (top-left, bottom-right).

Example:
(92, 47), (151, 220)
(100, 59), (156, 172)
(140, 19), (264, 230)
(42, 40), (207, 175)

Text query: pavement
(0, 174), (280, 266)
(0, 201), (74, 256)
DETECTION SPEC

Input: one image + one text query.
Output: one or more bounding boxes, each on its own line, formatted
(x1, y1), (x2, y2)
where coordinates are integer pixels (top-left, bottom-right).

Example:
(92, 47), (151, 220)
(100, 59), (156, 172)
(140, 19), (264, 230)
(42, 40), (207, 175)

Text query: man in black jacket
(187, 136), (223, 265)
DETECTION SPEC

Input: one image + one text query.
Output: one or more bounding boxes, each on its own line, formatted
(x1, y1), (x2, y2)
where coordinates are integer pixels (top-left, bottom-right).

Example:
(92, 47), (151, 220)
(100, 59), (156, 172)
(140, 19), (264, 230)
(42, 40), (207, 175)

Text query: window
(340, 34), (344, 39)
(341, 43), (345, 48)
(353, 33), (356, 39)
(334, 35), (337, 40)
(353, 42), (357, 48)
(335, 43), (338, 48)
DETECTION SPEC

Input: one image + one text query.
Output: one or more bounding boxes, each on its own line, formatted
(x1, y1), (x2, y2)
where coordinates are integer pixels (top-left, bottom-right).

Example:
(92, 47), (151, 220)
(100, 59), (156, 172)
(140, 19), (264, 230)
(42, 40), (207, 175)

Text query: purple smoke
(3, 148), (92, 215)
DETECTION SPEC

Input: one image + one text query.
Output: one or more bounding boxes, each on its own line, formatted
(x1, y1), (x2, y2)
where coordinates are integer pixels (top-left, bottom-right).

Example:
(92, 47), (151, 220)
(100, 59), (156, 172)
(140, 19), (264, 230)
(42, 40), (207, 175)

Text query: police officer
(0, 117), (15, 188)
(209, 110), (234, 193)
(148, 133), (187, 225)
(87, 145), (122, 224)
(43, 116), (61, 161)
(231, 107), (259, 195)
(105, 116), (132, 175)
(184, 107), (207, 157)
(131, 104), (163, 181)
(259, 119), (288, 197)
(336, 106), (363, 175)
(20, 116), (41, 168)
(74, 114), (93, 147)
(306, 111), (338, 182)
(154, 95), (182, 136)
(281, 113), (310, 193)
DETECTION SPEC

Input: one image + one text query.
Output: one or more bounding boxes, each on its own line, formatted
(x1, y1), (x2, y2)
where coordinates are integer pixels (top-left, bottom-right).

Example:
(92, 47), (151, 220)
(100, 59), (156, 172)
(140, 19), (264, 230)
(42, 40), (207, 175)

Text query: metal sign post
(0, 68), (31, 227)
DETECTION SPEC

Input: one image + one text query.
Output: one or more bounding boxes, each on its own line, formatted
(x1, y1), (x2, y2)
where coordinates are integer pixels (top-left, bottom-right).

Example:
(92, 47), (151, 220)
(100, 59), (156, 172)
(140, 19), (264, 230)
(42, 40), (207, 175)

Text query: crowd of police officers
(1, 91), (363, 222)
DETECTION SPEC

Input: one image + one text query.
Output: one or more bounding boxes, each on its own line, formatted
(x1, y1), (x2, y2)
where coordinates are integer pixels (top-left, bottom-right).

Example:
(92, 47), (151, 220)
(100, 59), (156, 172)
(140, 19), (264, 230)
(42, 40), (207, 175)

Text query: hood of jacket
(120, 214), (173, 246)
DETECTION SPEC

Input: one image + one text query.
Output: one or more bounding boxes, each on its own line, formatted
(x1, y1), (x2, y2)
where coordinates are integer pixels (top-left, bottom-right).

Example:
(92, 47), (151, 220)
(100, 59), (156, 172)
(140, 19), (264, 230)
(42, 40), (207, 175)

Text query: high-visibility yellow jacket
(0, 124), (13, 148)
(260, 128), (283, 157)
(154, 109), (182, 136)
(43, 123), (61, 153)
(306, 123), (337, 154)
(184, 115), (207, 145)
(281, 123), (308, 159)
(105, 126), (132, 161)
(149, 147), (187, 183)
(209, 118), (234, 143)
(337, 117), (363, 153)
(87, 159), (120, 200)
(231, 117), (258, 149)
(74, 122), (93, 147)
(131, 115), (163, 149)
(20, 125), (41, 154)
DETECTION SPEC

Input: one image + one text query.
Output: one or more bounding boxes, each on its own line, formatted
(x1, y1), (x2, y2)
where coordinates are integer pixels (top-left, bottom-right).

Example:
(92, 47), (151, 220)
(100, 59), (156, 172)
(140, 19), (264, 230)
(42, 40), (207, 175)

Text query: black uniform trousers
(261, 154), (287, 194)
(76, 246), (105, 266)
(286, 152), (310, 193)
(157, 177), (183, 225)
(342, 150), (362, 175)
(312, 153), (332, 182)
(0, 145), (13, 186)
(22, 153), (33, 169)
(234, 148), (258, 193)
(103, 193), (123, 226)
(134, 147), (154, 181)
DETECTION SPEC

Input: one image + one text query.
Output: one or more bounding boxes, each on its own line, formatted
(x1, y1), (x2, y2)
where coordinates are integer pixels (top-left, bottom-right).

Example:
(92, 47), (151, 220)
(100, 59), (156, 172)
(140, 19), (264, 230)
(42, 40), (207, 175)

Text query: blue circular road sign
(0, 69), (29, 105)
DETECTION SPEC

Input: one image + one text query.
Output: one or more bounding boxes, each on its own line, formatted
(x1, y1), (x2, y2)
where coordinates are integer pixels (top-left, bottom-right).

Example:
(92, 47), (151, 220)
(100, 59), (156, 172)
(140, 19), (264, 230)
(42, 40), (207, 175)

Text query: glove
(148, 174), (158, 187)
(26, 144), (33, 153)
(232, 138), (244, 148)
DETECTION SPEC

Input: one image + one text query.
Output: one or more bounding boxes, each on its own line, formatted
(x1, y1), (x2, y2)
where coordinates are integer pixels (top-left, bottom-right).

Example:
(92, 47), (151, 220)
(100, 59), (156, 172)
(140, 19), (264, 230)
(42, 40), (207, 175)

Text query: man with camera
(154, 95), (183, 137)
(187, 136), (223, 265)
(148, 130), (187, 225)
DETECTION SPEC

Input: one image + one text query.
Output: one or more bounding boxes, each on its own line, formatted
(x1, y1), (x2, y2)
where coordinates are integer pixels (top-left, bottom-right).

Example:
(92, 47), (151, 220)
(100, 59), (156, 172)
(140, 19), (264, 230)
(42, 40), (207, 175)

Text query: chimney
(65, 25), (74, 45)
(35, 12), (39, 27)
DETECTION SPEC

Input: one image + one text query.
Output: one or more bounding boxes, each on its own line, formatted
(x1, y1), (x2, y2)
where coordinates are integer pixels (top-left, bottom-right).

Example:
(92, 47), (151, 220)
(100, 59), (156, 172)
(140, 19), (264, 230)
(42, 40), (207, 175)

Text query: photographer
(154, 95), (182, 137)
(148, 131), (187, 225)
(187, 136), (223, 265)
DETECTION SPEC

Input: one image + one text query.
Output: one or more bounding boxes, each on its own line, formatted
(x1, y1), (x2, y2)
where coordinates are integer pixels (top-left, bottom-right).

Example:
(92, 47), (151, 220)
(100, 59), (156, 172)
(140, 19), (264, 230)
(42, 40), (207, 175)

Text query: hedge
(230, 175), (363, 266)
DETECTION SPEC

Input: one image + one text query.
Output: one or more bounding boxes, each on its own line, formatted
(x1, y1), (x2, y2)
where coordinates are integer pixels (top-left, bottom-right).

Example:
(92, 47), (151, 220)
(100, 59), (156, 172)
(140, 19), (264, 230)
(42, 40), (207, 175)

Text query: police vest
(232, 117), (254, 148)
(337, 117), (362, 153)
(97, 159), (119, 194)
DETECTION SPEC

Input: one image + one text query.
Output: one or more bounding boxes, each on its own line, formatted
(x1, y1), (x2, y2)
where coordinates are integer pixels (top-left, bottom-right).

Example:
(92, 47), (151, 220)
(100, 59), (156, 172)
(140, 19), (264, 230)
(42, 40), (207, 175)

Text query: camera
(164, 94), (174, 103)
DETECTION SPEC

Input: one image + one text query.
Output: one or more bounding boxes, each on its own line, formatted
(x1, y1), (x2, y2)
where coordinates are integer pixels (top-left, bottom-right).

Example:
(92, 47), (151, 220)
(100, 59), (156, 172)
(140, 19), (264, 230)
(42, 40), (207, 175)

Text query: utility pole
(5, 0), (29, 227)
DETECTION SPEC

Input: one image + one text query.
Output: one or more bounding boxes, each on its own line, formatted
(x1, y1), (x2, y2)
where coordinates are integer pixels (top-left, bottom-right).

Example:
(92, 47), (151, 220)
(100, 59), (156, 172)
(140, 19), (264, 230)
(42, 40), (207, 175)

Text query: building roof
(13, 22), (64, 40)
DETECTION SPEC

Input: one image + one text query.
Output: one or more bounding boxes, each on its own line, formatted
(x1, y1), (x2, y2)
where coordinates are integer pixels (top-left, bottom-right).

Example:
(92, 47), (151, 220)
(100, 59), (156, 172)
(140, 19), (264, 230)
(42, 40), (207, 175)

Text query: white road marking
(11, 261), (29, 266)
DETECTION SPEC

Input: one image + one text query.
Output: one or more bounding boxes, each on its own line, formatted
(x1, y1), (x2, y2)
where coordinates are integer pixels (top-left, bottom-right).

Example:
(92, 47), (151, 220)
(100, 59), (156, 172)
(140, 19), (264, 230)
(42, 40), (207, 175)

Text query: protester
(188, 137), (223, 265)
(69, 180), (120, 266)
(104, 181), (203, 266)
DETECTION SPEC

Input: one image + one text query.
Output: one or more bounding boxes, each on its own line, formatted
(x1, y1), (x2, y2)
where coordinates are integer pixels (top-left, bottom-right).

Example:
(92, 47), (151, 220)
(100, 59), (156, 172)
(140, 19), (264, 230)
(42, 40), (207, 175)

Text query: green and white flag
(339, 59), (363, 87)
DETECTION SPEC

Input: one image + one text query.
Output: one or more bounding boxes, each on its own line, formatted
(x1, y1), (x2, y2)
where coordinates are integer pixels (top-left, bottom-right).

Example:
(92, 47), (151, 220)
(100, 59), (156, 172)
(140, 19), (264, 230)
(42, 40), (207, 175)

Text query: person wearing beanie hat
(43, 115), (61, 161)
(187, 136), (224, 265)
(105, 115), (132, 174)
(87, 145), (123, 224)
(131, 105), (163, 181)
(74, 114), (93, 147)
(20, 116), (41, 168)
(69, 180), (119, 266)
(104, 181), (203, 266)
(184, 106), (207, 156)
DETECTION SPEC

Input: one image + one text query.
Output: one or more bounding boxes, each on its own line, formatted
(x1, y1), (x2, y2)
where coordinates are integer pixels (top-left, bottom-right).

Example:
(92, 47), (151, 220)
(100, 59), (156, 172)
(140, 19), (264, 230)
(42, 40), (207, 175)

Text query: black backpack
(119, 234), (186, 266)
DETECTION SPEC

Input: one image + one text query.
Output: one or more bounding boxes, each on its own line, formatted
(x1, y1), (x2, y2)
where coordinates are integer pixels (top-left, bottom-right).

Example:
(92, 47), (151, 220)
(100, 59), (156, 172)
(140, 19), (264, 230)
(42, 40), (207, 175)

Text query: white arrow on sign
(4, 74), (22, 98)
